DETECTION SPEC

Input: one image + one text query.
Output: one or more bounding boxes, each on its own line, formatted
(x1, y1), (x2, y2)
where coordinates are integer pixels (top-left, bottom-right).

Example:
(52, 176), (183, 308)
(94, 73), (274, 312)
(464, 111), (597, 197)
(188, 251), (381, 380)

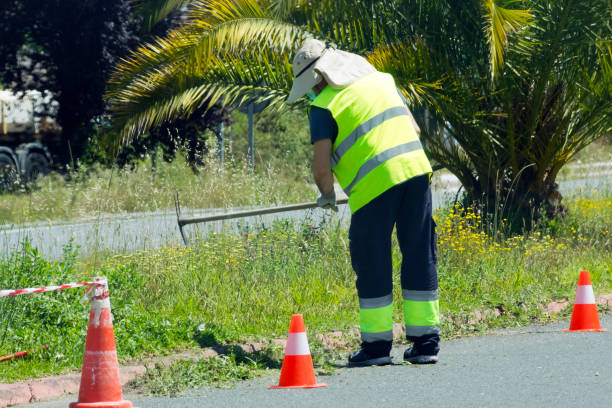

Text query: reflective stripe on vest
(311, 71), (432, 213)
(331, 106), (411, 167)
(343, 140), (424, 196)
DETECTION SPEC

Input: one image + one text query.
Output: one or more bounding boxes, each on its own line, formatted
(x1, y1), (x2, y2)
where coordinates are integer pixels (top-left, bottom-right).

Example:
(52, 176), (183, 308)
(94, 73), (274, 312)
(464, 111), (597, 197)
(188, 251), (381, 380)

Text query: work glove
(317, 191), (338, 212)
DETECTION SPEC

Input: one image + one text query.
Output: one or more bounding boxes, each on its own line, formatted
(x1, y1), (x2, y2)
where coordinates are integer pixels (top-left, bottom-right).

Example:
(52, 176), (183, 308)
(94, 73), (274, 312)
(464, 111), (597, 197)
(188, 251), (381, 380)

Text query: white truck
(0, 90), (59, 190)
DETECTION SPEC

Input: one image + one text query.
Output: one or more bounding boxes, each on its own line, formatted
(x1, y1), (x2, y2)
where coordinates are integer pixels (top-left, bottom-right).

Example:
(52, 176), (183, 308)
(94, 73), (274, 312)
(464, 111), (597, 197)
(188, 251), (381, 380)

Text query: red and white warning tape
(0, 282), (95, 298)
(0, 277), (108, 304)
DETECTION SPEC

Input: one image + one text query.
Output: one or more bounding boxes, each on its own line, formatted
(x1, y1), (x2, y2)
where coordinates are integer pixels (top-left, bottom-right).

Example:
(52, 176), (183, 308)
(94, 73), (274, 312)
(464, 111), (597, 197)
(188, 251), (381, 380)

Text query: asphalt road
(26, 316), (611, 408)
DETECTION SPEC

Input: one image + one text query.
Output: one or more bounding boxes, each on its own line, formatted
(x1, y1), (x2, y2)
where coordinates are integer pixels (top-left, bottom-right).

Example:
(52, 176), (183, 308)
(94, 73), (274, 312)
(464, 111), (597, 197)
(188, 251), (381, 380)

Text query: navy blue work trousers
(348, 174), (439, 354)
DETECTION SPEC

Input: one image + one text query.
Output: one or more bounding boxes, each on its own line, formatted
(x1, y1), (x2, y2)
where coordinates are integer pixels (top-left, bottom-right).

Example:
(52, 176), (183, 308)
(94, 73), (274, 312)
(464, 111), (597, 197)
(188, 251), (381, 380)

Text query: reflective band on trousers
(403, 299), (440, 327)
(359, 294), (393, 309)
(361, 330), (393, 342)
(331, 106), (410, 167)
(343, 140), (424, 196)
(402, 289), (438, 302)
(360, 297), (393, 337)
(405, 325), (440, 337)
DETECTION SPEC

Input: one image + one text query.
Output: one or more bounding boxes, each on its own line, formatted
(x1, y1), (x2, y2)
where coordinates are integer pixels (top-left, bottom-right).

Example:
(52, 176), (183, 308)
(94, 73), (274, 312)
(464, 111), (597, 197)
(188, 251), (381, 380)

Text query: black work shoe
(403, 346), (438, 364)
(348, 349), (392, 367)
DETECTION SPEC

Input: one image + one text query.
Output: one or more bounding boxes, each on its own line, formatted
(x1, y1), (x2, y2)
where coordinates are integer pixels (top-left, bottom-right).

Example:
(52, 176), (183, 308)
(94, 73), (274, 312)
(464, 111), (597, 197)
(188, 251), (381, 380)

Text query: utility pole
(217, 122), (225, 165)
(238, 96), (269, 172)
(247, 103), (254, 172)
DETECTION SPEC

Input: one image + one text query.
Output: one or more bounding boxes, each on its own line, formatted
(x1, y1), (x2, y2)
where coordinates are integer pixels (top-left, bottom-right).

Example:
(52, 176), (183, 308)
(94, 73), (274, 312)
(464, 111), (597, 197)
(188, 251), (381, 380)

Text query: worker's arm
(312, 138), (334, 195)
(309, 105), (338, 210)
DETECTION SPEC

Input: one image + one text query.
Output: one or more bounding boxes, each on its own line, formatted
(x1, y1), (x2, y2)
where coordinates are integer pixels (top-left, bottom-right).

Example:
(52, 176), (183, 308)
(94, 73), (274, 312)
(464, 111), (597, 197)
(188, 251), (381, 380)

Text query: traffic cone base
(269, 314), (327, 389)
(563, 329), (608, 332)
(69, 401), (133, 408)
(269, 384), (328, 389)
(564, 271), (607, 332)
(269, 355), (327, 389)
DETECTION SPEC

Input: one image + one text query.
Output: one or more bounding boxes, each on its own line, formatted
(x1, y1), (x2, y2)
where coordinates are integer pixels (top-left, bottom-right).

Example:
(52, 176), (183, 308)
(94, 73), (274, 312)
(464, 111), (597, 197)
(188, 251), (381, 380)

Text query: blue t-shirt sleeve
(309, 106), (338, 144)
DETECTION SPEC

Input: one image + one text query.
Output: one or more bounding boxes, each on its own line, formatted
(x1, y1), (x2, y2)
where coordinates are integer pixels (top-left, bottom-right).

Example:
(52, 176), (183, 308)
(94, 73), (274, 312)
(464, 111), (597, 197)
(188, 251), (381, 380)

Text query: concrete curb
(0, 366), (145, 408)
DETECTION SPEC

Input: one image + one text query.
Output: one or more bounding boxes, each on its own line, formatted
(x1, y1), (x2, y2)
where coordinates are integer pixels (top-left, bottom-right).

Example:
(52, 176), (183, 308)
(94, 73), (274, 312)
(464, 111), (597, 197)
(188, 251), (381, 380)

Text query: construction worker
(287, 39), (440, 366)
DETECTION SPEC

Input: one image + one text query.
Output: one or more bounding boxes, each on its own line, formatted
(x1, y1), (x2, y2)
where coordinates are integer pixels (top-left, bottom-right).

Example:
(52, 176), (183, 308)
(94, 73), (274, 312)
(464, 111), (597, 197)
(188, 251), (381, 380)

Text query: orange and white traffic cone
(564, 270), (607, 332)
(269, 314), (327, 389)
(70, 278), (132, 408)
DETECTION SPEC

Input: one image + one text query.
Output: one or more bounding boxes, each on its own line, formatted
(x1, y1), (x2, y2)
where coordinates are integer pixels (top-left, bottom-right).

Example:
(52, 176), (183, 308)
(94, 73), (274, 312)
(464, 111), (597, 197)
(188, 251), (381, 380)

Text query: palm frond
(270, 0), (372, 20)
(366, 40), (445, 106)
(270, 0), (392, 51)
(109, 0), (282, 93)
(134, 0), (194, 31)
(187, 0), (273, 27)
(108, 17), (303, 104)
(109, 44), (297, 142)
(268, 0), (301, 19)
(482, 0), (532, 78)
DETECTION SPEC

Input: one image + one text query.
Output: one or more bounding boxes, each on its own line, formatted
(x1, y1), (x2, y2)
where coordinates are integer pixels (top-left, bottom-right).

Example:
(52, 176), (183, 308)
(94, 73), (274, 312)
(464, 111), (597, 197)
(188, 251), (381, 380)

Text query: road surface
(25, 315), (611, 408)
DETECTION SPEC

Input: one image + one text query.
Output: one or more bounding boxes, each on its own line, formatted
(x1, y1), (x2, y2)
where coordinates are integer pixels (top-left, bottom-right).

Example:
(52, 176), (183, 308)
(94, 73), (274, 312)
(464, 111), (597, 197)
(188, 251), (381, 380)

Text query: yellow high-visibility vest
(311, 72), (432, 213)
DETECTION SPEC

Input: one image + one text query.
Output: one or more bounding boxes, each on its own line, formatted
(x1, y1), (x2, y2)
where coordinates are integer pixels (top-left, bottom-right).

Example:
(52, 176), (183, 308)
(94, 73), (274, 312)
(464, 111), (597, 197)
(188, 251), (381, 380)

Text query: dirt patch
(545, 300), (570, 315)
(596, 293), (612, 307)
(469, 308), (502, 324)
(315, 331), (351, 350)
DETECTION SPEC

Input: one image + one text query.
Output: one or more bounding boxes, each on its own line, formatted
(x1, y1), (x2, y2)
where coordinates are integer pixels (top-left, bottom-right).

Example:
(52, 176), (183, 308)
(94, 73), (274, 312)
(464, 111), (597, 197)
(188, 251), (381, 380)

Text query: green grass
(130, 354), (261, 396)
(0, 193), (611, 391)
(129, 340), (341, 396)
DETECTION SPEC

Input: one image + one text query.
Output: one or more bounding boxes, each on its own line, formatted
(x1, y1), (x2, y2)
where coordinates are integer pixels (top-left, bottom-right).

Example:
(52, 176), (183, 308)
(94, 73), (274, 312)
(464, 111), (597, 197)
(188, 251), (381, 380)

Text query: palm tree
(107, 0), (612, 227)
